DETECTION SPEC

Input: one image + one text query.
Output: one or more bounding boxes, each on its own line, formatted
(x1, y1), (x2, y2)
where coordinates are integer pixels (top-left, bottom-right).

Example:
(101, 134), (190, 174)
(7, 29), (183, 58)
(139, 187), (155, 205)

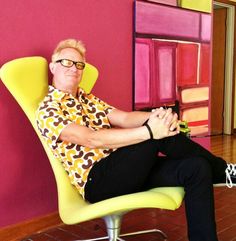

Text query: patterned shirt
(36, 85), (116, 198)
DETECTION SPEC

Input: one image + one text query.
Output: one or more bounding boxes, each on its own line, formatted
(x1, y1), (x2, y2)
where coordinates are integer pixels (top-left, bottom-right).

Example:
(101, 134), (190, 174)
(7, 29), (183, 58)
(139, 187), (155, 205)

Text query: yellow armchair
(0, 57), (184, 241)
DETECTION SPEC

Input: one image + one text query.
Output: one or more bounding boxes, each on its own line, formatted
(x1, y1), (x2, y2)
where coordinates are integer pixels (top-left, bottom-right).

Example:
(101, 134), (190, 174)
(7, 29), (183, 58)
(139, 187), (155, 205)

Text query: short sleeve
(36, 100), (73, 149)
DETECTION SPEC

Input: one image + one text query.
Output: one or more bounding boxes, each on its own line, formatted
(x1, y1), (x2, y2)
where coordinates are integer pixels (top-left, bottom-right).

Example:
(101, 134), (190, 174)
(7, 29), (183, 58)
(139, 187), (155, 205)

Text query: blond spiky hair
(51, 38), (86, 62)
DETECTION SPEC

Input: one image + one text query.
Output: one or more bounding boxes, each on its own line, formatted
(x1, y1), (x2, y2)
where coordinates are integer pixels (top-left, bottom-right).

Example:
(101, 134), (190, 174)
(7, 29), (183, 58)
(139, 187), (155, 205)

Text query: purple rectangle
(136, 1), (200, 40)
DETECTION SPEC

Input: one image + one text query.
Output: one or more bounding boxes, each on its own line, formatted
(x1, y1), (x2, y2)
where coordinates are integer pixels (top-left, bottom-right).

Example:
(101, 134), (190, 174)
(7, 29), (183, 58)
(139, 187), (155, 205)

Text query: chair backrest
(0, 57), (99, 220)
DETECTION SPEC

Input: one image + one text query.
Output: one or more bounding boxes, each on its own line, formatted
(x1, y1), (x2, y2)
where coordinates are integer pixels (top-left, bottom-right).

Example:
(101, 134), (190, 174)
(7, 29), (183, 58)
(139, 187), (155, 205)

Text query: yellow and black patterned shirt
(36, 85), (116, 198)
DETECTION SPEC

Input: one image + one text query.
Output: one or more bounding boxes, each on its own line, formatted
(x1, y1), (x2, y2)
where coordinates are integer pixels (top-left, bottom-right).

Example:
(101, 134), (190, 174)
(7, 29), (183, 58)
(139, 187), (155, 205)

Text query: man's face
(50, 48), (85, 92)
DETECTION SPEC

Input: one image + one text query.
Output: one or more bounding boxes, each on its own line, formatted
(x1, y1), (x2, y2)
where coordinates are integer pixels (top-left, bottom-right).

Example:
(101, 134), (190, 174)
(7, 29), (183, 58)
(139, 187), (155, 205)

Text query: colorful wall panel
(134, 0), (213, 136)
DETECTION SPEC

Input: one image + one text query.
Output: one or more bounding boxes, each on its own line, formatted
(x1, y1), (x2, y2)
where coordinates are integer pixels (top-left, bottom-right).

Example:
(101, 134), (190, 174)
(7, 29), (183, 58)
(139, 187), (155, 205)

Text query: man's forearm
(123, 111), (152, 127)
(108, 109), (152, 129)
(60, 122), (151, 149)
(87, 126), (150, 149)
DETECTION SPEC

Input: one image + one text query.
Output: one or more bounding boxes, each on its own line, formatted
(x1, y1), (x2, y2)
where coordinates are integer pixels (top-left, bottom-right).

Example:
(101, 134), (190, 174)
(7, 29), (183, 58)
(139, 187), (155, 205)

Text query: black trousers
(85, 134), (227, 241)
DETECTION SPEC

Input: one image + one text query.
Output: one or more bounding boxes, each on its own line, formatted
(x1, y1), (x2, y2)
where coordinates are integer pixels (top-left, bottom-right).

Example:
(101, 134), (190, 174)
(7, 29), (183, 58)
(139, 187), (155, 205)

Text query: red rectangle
(200, 44), (211, 85)
(176, 43), (199, 86)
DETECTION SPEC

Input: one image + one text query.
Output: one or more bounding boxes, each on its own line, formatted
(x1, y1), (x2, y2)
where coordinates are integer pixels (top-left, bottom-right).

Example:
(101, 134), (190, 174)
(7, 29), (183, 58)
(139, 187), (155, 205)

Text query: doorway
(211, 1), (235, 135)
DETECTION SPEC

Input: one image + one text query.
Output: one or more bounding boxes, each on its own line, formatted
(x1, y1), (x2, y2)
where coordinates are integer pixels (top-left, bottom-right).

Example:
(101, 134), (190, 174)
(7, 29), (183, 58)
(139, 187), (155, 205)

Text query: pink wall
(0, 0), (133, 228)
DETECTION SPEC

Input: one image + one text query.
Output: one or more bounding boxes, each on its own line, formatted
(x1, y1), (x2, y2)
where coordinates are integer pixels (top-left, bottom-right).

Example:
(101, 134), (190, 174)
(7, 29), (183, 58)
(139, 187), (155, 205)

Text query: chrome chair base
(75, 213), (168, 241)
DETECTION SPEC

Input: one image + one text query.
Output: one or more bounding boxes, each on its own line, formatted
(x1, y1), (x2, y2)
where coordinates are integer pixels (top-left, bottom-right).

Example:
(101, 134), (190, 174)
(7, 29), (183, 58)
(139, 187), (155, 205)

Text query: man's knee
(179, 157), (212, 184)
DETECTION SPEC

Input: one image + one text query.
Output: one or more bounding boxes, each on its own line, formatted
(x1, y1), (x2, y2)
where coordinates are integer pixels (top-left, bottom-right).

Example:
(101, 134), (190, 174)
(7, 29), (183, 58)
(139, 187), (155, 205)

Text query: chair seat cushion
(60, 186), (185, 224)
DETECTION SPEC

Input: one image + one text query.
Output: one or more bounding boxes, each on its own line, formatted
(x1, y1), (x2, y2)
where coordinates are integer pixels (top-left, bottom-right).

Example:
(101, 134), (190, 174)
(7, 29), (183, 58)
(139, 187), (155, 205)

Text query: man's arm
(59, 108), (179, 149)
(59, 123), (150, 149)
(107, 109), (152, 128)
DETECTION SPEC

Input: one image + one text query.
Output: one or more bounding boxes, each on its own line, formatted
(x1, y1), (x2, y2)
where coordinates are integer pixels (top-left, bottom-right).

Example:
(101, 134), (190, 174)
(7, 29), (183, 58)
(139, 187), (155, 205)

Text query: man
(36, 39), (236, 241)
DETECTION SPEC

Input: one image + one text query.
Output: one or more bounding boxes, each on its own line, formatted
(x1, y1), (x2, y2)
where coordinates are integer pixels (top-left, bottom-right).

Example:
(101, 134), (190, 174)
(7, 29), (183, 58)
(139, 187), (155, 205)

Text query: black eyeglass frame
(55, 59), (86, 70)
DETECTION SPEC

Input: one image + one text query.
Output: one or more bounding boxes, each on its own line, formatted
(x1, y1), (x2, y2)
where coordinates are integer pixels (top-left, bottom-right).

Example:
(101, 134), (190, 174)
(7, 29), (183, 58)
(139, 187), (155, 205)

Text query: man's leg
(84, 140), (159, 203)
(85, 140), (219, 241)
(145, 156), (218, 241)
(157, 134), (227, 183)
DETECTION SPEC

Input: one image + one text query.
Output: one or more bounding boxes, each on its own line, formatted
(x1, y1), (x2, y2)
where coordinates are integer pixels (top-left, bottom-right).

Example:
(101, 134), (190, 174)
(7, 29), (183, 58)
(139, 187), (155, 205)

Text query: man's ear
(49, 62), (55, 74)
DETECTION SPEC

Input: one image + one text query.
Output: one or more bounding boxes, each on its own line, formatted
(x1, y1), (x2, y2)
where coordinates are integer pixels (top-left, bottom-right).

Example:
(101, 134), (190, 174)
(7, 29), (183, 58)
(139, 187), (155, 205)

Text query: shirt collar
(48, 85), (86, 101)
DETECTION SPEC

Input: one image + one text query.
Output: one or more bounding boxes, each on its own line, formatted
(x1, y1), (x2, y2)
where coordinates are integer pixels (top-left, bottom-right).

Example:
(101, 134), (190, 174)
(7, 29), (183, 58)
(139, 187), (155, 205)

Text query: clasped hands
(147, 107), (180, 139)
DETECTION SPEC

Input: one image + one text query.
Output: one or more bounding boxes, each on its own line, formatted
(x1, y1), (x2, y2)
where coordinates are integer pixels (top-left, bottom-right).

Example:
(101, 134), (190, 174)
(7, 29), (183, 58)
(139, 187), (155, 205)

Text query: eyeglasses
(55, 59), (86, 70)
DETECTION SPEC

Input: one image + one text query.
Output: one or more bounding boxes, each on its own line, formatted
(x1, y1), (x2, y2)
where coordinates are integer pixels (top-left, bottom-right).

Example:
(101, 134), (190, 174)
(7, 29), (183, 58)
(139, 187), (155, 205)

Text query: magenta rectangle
(146, 0), (177, 6)
(200, 13), (212, 42)
(135, 38), (153, 109)
(153, 41), (177, 105)
(136, 1), (200, 40)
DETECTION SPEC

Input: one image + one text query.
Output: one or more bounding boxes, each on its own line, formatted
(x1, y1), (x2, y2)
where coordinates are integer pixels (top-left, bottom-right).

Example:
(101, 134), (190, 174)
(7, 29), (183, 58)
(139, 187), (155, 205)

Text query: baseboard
(0, 212), (62, 241)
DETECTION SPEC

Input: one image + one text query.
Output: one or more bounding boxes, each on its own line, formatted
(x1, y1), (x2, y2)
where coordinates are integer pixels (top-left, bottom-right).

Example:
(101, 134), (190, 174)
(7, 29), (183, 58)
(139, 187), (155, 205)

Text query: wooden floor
(19, 134), (236, 241)
(210, 135), (236, 163)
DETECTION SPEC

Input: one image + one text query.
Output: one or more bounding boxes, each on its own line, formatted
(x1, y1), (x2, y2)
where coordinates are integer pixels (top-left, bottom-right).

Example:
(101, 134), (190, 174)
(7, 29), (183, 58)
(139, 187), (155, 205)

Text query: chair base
(121, 228), (167, 240)
(74, 213), (168, 241)
(74, 228), (167, 241)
